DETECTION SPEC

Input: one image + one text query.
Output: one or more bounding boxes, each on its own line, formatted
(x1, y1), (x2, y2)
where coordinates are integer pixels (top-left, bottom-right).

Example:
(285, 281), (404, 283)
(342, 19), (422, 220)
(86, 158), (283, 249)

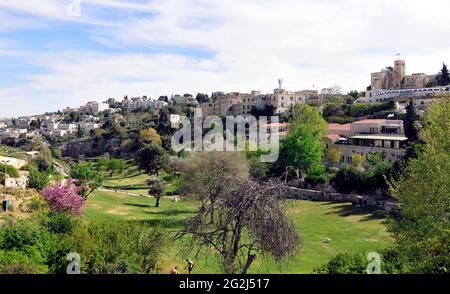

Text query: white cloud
(1, 0), (450, 117)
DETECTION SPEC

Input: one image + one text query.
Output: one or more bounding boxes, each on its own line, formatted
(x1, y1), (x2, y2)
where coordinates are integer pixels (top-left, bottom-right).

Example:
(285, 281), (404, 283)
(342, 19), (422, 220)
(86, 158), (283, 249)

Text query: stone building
(324, 119), (407, 165)
(200, 87), (320, 117)
(370, 59), (435, 91)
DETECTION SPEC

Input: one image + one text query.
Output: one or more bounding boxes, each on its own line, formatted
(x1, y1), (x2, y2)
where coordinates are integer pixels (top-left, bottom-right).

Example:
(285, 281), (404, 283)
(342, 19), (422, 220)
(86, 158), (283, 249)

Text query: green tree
(348, 104), (368, 117)
(148, 176), (166, 208)
(34, 155), (54, 174)
(70, 162), (104, 198)
(136, 142), (168, 176)
(351, 154), (364, 169)
(347, 90), (361, 99)
(388, 98), (450, 273)
(281, 104), (326, 177)
(404, 100), (418, 143)
(327, 148), (342, 165)
(437, 63), (450, 86)
(107, 159), (125, 178)
(28, 167), (50, 191)
(139, 128), (162, 145)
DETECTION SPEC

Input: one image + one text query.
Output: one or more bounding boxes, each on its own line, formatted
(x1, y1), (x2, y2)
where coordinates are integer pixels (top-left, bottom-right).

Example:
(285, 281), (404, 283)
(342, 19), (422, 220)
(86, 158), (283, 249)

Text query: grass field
(101, 169), (181, 196)
(85, 190), (392, 274)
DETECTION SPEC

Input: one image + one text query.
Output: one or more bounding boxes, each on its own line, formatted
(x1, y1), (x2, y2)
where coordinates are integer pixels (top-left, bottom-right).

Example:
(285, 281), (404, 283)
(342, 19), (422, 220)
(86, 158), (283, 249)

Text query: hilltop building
(200, 83), (321, 117)
(79, 101), (110, 114)
(370, 59), (436, 91)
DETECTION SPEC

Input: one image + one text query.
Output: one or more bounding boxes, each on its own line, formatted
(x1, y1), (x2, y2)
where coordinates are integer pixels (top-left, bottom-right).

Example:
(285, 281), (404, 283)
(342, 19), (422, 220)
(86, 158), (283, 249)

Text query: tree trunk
(241, 254), (256, 274)
(155, 197), (160, 207)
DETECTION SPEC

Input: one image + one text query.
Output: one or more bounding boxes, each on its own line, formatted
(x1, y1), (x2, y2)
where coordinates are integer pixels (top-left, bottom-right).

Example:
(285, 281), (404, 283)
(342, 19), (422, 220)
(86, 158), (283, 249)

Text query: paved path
(98, 188), (181, 200)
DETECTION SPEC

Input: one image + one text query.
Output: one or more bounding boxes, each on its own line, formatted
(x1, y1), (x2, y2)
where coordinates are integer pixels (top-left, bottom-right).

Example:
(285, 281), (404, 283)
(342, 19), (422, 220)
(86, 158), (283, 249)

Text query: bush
(0, 249), (48, 274)
(248, 157), (269, 180)
(330, 154), (393, 194)
(52, 222), (167, 274)
(0, 218), (56, 265)
(367, 101), (394, 115)
(0, 214), (168, 274)
(34, 155), (55, 173)
(315, 248), (406, 274)
(28, 167), (50, 191)
(348, 104), (368, 117)
(0, 163), (19, 178)
(42, 212), (80, 235)
(330, 166), (362, 194)
(326, 116), (355, 124)
(315, 253), (367, 274)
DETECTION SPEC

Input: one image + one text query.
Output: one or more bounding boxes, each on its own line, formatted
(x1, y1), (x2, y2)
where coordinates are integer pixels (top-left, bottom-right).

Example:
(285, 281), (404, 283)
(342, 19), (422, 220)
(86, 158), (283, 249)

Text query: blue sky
(0, 0), (449, 117)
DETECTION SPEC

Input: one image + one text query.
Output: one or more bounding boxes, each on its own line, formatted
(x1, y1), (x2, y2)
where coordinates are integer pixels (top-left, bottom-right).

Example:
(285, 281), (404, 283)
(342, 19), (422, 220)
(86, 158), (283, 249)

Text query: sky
(0, 0), (449, 117)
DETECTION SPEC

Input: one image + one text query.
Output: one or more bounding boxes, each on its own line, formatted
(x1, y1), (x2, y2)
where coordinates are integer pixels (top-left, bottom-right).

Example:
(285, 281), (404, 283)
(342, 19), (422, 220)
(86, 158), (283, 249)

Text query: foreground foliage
(0, 212), (167, 274)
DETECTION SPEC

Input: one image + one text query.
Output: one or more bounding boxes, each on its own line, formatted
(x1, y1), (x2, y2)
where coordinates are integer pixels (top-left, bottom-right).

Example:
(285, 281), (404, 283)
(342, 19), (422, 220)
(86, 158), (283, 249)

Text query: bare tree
(177, 180), (301, 274)
(180, 152), (249, 224)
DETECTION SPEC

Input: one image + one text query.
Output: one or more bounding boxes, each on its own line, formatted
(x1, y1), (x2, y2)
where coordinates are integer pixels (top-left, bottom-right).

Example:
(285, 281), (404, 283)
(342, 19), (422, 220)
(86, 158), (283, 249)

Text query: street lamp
(1, 159), (10, 212)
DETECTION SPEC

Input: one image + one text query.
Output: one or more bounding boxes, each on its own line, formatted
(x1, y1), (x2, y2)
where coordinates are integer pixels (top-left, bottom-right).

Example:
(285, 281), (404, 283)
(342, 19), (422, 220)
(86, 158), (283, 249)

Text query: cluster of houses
(0, 100), (113, 141)
(0, 114), (102, 141)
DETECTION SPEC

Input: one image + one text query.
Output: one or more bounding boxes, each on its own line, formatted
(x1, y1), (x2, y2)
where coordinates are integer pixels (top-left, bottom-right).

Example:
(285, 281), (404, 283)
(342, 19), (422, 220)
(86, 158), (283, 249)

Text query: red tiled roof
(324, 134), (341, 141)
(328, 123), (351, 131)
(352, 119), (386, 124)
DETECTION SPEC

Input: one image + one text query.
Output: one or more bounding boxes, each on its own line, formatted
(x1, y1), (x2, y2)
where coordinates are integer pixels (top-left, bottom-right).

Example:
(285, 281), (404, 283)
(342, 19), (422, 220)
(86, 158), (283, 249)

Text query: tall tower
(393, 60), (406, 89)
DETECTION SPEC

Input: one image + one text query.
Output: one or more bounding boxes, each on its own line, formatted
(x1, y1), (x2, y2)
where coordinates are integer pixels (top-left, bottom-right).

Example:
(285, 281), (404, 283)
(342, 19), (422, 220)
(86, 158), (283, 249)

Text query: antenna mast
(278, 78), (283, 89)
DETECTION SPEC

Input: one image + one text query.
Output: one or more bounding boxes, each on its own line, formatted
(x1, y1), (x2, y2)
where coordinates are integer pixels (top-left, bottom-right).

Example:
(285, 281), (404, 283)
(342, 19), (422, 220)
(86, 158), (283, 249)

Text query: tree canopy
(280, 104), (326, 177)
(388, 98), (450, 273)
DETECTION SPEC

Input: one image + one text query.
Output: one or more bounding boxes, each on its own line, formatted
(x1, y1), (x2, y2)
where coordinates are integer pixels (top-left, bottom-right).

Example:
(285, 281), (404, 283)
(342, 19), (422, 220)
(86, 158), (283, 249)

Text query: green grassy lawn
(101, 167), (180, 196)
(85, 190), (392, 274)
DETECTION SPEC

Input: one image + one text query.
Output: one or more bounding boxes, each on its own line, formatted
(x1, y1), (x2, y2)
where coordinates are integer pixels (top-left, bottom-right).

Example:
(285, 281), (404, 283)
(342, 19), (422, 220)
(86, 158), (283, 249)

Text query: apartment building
(201, 87), (320, 117)
(79, 101), (110, 114)
(122, 96), (154, 111)
(324, 119), (407, 165)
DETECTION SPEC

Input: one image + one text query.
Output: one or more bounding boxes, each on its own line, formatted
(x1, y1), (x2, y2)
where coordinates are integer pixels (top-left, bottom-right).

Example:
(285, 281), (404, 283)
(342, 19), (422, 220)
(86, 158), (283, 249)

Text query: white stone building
(324, 119), (408, 165)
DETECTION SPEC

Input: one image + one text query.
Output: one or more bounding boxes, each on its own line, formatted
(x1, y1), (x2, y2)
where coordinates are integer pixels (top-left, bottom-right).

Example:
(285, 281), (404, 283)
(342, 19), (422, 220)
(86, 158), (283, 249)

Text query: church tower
(393, 60), (406, 89)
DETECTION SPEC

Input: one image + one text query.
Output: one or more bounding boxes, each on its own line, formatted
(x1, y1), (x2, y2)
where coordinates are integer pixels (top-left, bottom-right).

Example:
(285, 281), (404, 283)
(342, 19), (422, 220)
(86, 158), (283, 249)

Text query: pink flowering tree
(40, 179), (85, 216)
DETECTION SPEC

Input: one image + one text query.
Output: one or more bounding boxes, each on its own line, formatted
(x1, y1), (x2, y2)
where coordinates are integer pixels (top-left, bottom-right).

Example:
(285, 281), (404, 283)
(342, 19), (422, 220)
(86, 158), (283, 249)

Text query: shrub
(0, 163), (19, 178)
(0, 250), (48, 274)
(40, 180), (85, 216)
(326, 116), (355, 124)
(42, 212), (80, 235)
(315, 248), (406, 274)
(348, 104), (369, 117)
(330, 166), (362, 194)
(315, 253), (367, 274)
(28, 167), (50, 191)
(51, 222), (167, 274)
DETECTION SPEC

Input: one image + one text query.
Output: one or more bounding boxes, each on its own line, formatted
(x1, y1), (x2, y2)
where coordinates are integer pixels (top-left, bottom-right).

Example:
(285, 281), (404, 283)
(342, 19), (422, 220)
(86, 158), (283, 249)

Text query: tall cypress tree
(404, 100), (418, 143)
(437, 63), (450, 86)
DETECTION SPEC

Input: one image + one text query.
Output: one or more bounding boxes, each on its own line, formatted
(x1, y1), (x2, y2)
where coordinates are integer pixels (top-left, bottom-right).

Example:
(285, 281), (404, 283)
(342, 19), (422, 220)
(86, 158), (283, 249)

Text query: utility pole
(1, 159), (10, 212)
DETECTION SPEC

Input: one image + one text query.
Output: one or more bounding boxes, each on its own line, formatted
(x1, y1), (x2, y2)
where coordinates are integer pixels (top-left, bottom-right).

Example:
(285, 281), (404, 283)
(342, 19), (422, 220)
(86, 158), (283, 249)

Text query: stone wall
(285, 187), (399, 212)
